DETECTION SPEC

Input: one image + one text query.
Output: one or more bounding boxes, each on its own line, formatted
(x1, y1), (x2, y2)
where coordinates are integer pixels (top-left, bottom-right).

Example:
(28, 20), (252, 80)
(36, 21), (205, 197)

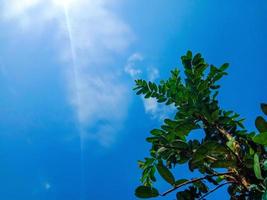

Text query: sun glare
(53, 0), (74, 8)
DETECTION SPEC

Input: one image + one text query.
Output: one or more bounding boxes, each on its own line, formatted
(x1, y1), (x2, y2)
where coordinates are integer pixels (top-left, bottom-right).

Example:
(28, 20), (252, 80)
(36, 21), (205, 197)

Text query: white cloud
(1, 0), (134, 147)
(124, 53), (143, 79)
(147, 67), (159, 81)
(125, 53), (174, 120)
(143, 97), (176, 121)
(143, 98), (158, 116)
(125, 53), (159, 81)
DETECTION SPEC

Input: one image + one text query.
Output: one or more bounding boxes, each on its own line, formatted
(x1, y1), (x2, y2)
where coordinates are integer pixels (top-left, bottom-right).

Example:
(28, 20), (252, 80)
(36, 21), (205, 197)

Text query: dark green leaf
(220, 63), (229, 71)
(213, 73), (224, 82)
(192, 53), (202, 66)
(157, 96), (167, 103)
(177, 190), (193, 200)
(136, 89), (144, 95)
(190, 141), (234, 170)
(164, 119), (177, 127)
(146, 137), (158, 143)
(135, 186), (159, 198)
(193, 141), (229, 161)
(255, 116), (267, 133)
(144, 92), (152, 98)
(210, 160), (237, 168)
(186, 50), (192, 59)
(156, 161), (175, 185)
(150, 129), (164, 136)
(211, 110), (219, 120)
(171, 140), (188, 149)
(193, 180), (208, 193)
(261, 103), (267, 115)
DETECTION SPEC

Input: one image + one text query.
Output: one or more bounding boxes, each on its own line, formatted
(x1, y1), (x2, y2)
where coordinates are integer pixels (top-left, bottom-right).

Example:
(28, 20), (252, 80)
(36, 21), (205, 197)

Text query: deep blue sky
(0, 0), (266, 200)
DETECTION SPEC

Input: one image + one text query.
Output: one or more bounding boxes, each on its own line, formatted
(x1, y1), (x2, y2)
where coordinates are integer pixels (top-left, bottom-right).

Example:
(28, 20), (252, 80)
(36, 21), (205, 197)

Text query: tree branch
(161, 172), (234, 196)
(196, 114), (250, 190)
(198, 181), (234, 200)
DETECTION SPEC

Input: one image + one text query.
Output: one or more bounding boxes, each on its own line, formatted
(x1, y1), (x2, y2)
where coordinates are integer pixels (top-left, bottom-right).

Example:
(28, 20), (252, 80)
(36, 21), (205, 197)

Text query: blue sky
(0, 0), (266, 199)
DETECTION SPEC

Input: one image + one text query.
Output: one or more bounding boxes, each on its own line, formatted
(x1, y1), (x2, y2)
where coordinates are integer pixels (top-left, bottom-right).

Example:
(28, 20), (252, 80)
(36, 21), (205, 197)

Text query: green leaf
(171, 140), (188, 149)
(144, 92), (152, 98)
(261, 103), (267, 115)
(138, 160), (145, 168)
(215, 176), (224, 183)
(150, 129), (163, 136)
(249, 147), (255, 155)
(213, 73), (224, 82)
(177, 190), (193, 200)
(211, 110), (219, 121)
(135, 186), (159, 198)
(192, 53), (202, 66)
(220, 63), (229, 71)
(164, 119), (177, 127)
(157, 96), (167, 103)
(136, 89), (144, 95)
(146, 137), (158, 143)
(190, 141), (233, 170)
(226, 138), (235, 151)
(193, 180), (208, 193)
(186, 50), (192, 59)
(253, 132), (267, 145)
(253, 153), (263, 180)
(210, 160), (237, 168)
(156, 161), (175, 185)
(157, 147), (167, 154)
(255, 116), (267, 133)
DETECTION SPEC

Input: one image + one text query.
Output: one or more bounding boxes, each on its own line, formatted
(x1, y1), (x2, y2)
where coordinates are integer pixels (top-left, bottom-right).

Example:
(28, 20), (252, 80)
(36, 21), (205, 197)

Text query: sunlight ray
(63, 4), (85, 200)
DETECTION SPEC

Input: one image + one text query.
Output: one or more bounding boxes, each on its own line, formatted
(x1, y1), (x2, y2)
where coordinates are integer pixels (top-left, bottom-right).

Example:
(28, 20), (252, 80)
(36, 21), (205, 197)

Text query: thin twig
(161, 172), (234, 196)
(198, 181), (234, 200)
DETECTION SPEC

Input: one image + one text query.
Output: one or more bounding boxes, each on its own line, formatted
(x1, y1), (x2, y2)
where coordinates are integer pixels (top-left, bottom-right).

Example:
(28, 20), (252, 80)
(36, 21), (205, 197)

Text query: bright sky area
(0, 0), (266, 199)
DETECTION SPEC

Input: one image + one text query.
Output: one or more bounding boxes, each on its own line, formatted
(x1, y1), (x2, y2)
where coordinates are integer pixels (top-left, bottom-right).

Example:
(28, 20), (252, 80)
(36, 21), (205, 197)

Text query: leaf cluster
(134, 51), (267, 200)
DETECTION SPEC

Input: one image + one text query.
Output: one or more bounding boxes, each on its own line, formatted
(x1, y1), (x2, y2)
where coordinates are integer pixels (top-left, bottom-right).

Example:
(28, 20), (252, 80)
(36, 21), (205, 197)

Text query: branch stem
(198, 181), (234, 200)
(161, 172), (234, 196)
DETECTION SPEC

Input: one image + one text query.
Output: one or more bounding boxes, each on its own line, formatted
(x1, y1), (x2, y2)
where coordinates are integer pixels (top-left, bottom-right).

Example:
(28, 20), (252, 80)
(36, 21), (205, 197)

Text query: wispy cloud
(124, 53), (143, 78)
(125, 53), (174, 121)
(124, 52), (159, 81)
(1, 0), (134, 147)
(143, 98), (176, 121)
(147, 67), (159, 82)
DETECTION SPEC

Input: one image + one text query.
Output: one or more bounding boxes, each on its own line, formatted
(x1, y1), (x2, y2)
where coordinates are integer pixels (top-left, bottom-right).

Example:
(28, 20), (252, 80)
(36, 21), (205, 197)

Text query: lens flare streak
(63, 4), (85, 200)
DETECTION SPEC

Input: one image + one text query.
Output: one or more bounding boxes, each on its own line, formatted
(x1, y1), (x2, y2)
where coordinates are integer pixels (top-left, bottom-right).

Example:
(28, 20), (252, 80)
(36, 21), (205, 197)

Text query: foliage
(133, 51), (267, 200)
